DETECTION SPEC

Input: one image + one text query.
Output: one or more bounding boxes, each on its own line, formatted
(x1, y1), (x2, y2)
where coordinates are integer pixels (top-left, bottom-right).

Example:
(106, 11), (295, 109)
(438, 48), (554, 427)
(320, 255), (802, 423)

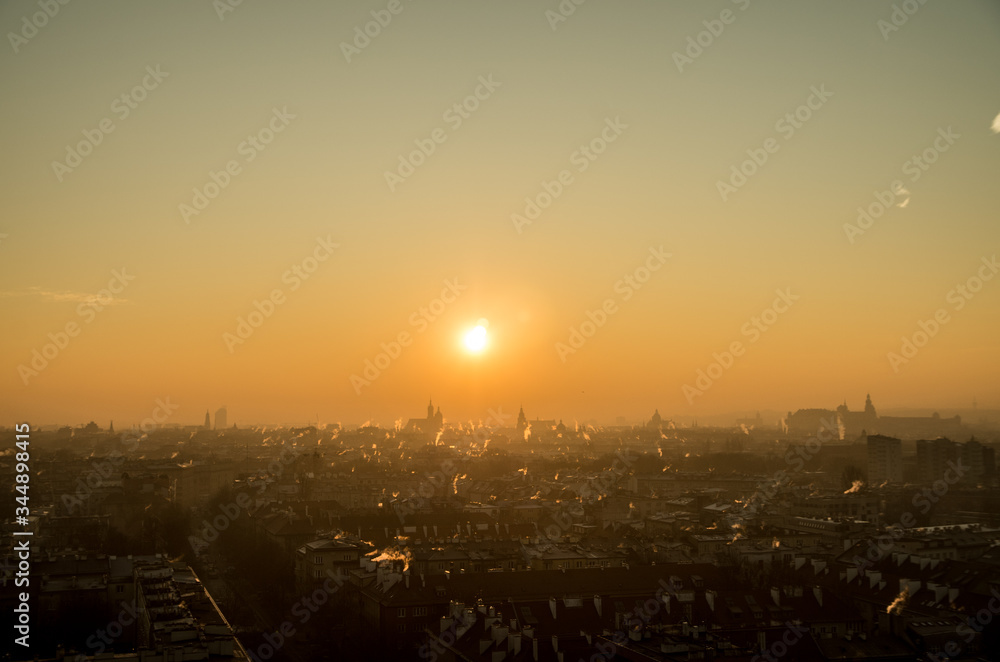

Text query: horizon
(15, 395), (997, 431)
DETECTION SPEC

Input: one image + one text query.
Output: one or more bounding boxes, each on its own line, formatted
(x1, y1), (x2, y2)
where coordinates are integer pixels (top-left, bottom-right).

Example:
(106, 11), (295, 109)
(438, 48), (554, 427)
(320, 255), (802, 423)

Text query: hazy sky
(2, 0), (999, 427)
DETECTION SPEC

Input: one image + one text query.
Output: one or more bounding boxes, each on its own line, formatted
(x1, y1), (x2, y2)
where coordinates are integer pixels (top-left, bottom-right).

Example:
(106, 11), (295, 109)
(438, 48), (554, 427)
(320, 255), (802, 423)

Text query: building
(295, 537), (366, 592)
(215, 406), (228, 430)
(786, 394), (963, 439)
(867, 434), (903, 484)
(405, 399), (444, 434)
(917, 437), (997, 485)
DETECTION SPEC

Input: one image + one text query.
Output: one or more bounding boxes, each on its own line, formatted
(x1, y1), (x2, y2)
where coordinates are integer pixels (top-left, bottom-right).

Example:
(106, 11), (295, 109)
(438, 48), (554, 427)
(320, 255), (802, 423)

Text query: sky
(1, 0), (999, 427)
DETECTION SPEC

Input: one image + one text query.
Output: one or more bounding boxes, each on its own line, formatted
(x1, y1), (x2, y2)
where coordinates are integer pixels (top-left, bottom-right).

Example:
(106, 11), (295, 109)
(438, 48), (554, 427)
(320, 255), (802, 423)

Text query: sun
(463, 319), (489, 353)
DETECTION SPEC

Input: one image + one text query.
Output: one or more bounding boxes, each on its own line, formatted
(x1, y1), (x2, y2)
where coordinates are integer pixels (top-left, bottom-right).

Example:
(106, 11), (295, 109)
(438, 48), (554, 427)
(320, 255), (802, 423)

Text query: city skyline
(17, 392), (998, 431)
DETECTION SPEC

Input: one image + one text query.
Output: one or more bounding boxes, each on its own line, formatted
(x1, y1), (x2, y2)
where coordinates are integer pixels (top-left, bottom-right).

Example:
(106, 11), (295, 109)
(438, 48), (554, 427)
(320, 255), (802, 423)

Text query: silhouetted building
(786, 394), (962, 439)
(406, 399), (444, 434)
(203, 410), (211, 429)
(867, 433), (903, 484)
(215, 406), (228, 430)
(917, 437), (997, 485)
(916, 438), (959, 484)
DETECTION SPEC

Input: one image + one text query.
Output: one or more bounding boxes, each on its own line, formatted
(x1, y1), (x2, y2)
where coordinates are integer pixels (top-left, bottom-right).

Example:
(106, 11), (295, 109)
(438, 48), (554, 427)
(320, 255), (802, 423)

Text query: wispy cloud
(991, 112), (1000, 134)
(0, 286), (128, 305)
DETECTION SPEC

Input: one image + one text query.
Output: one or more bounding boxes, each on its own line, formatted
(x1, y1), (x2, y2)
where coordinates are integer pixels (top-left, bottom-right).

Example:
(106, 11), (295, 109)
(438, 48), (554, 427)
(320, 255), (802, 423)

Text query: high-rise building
(867, 434), (903, 484)
(214, 407), (227, 430)
(916, 438), (958, 484)
(203, 410), (211, 430)
(917, 438), (997, 486)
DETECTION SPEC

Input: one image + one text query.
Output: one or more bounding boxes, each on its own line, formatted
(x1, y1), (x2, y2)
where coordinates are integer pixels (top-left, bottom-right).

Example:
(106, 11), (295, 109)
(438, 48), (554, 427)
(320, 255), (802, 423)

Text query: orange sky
(1, 1), (999, 426)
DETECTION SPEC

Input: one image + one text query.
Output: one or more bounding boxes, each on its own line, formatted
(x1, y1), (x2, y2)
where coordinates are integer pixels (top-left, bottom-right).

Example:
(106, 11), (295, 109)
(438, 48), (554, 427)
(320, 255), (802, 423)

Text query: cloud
(992, 112), (1000, 134)
(0, 286), (128, 305)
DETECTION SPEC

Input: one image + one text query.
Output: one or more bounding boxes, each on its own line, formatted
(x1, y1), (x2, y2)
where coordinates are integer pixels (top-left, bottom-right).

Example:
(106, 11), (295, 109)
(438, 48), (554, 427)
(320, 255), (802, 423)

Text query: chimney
(593, 595), (602, 617)
(532, 637), (539, 661)
(706, 589), (716, 612)
(479, 639), (492, 655)
(549, 598), (557, 619)
(509, 632), (522, 655)
(770, 587), (780, 606)
(813, 587), (823, 607)
(439, 616), (453, 634)
(551, 635), (559, 653)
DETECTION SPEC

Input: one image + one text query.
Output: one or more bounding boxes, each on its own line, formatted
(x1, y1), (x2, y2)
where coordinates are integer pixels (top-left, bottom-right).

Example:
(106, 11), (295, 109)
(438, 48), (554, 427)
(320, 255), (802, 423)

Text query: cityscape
(3, 397), (1000, 660)
(3, 1), (1000, 661)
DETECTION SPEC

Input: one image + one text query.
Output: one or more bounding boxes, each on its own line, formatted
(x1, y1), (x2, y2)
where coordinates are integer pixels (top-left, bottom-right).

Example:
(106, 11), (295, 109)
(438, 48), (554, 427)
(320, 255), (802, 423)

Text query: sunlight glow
(464, 320), (489, 353)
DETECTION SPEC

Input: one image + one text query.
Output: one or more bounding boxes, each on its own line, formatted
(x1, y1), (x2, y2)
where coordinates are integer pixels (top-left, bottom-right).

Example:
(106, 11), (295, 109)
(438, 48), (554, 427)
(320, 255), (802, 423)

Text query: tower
(517, 406), (527, 432)
(215, 407), (228, 430)
(427, 399), (435, 420)
(204, 410), (211, 429)
(864, 393), (877, 417)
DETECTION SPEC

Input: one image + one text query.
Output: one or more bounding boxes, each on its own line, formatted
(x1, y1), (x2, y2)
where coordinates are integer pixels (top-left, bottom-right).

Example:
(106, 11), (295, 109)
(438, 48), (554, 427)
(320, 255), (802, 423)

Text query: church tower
(864, 393), (877, 418)
(516, 406), (527, 432)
